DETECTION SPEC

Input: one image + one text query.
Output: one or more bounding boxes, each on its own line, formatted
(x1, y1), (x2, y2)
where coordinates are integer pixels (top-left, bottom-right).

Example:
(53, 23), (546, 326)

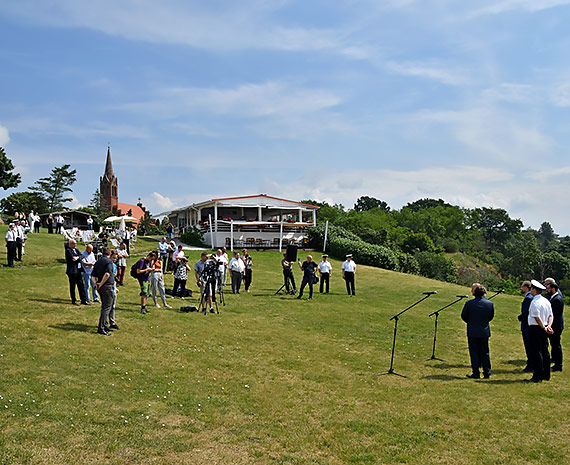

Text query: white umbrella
(103, 216), (121, 222)
(119, 217), (126, 232)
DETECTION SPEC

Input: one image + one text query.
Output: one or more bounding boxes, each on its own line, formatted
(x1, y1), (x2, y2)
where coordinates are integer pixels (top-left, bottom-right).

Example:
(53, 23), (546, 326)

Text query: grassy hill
(0, 228), (568, 464)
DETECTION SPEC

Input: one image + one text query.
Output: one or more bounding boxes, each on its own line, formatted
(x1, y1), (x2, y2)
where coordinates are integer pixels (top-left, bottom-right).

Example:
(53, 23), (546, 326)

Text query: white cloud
(385, 61), (470, 86)
(116, 81), (341, 119)
(67, 194), (83, 210)
(481, 83), (535, 104)
(151, 192), (174, 210)
(468, 0), (570, 17)
(2, 1), (362, 56)
(0, 124), (11, 145)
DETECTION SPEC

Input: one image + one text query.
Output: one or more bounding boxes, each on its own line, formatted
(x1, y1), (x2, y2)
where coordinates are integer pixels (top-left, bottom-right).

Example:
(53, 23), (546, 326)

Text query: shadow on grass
(505, 359), (526, 367)
(481, 379), (529, 385)
(49, 323), (92, 333)
(30, 297), (72, 305)
(430, 363), (470, 370)
(423, 374), (465, 381)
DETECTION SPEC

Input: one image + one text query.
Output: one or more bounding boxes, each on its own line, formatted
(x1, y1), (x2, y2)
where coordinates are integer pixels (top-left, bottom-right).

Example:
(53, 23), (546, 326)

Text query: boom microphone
(423, 291), (438, 295)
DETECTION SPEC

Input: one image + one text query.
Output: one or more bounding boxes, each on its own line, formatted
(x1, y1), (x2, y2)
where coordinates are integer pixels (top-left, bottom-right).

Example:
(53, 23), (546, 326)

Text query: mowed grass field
(0, 228), (569, 465)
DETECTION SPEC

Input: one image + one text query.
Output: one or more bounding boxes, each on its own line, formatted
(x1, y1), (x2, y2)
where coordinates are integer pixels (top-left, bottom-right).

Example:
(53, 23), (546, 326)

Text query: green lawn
(0, 228), (568, 464)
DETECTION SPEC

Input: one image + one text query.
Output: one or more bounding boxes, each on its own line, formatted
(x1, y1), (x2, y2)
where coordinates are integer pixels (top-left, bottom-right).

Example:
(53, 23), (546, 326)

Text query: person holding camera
(281, 253), (296, 294)
(195, 252), (218, 313)
(172, 255), (191, 299)
(297, 254), (317, 301)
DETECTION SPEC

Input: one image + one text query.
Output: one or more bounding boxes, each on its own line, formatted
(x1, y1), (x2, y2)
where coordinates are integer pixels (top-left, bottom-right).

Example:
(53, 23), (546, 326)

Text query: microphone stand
(488, 289), (505, 300)
(377, 292), (437, 377)
(425, 295), (468, 361)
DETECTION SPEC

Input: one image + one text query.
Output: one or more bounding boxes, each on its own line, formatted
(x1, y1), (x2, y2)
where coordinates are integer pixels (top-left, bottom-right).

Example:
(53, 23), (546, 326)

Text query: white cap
(531, 279), (546, 290)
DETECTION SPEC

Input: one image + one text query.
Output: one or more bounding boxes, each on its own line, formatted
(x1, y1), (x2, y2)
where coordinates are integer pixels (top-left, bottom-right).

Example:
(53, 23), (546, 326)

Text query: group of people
(4, 218), (28, 267)
(461, 278), (564, 382)
(280, 253), (357, 300)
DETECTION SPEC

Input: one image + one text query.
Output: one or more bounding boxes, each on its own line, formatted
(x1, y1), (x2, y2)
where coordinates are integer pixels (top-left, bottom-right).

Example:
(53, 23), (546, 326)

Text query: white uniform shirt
(528, 294), (553, 326)
(5, 228), (16, 242)
(318, 260), (332, 274)
(15, 225), (24, 240)
(217, 254), (228, 273)
(342, 260), (357, 272)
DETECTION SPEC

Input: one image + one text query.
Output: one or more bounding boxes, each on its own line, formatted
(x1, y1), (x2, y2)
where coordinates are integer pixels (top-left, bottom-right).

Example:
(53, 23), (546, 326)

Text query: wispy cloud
(0, 124), (10, 146)
(2, 1), (365, 56)
(385, 61), (470, 86)
(468, 0), (570, 17)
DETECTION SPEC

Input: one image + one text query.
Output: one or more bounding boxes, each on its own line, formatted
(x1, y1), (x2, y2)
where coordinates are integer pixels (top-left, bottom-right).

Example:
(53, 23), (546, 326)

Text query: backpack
(130, 259), (143, 279)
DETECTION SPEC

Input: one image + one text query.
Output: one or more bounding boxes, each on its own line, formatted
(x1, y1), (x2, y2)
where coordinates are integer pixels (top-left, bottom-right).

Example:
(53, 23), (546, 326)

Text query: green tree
(354, 196), (390, 212)
(0, 147), (21, 190)
(467, 207), (523, 252)
(499, 231), (541, 279)
(535, 222), (558, 252)
(29, 164), (77, 212)
(88, 188), (107, 214)
(0, 191), (48, 215)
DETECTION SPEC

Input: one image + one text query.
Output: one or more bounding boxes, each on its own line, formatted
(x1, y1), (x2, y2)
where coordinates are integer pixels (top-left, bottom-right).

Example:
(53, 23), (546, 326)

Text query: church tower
(100, 146), (118, 213)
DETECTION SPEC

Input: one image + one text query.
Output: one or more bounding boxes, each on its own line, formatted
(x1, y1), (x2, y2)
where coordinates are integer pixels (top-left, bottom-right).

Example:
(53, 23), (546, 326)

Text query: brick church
(100, 147), (146, 221)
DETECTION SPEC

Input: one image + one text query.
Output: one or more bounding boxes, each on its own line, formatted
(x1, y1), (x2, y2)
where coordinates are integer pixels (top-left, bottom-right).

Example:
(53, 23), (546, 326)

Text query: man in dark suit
(546, 281), (564, 372)
(461, 283), (494, 379)
(518, 281), (534, 372)
(65, 239), (88, 306)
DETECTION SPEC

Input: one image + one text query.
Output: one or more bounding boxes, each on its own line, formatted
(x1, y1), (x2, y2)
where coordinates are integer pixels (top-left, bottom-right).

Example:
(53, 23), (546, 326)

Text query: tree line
(305, 196), (570, 297)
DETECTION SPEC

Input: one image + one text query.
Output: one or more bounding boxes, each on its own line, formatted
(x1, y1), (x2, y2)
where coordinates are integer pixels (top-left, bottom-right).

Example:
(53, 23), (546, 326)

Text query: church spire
(104, 145), (114, 178)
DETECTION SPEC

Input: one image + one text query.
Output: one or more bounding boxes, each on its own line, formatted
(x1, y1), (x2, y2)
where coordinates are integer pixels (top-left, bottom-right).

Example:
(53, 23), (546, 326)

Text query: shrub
(180, 226), (204, 247)
(415, 251), (457, 283)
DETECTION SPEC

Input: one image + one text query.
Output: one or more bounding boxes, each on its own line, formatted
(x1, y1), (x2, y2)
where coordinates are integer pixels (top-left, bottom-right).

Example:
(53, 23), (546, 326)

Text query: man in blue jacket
(461, 283), (495, 379)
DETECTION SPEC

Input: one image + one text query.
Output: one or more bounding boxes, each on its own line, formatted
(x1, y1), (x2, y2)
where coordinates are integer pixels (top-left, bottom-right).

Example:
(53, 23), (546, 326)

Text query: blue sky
(2, 1), (570, 233)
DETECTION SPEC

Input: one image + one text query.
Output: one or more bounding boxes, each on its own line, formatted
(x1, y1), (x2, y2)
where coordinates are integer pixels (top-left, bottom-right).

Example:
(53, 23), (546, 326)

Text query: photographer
(195, 252), (218, 313)
(228, 251), (245, 294)
(297, 254), (317, 301)
(281, 253), (296, 294)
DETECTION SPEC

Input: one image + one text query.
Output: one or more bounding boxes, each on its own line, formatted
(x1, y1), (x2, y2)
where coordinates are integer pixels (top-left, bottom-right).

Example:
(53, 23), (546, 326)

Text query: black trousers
(298, 276), (314, 299)
(244, 268), (252, 291)
(319, 272), (330, 293)
(529, 326), (551, 380)
(283, 269), (296, 292)
(68, 273), (87, 304)
(344, 271), (355, 295)
(173, 278), (187, 297)
(467, 337), (491, 376)
(521, 327), (533, 369)
(34, 223), (40, 233)
(123, 239), (130, 255)
(6, 241), (16, 267)
(231, 270), (242, 294)
(548, 330), (563, 369)
(15, 238), (22, 261)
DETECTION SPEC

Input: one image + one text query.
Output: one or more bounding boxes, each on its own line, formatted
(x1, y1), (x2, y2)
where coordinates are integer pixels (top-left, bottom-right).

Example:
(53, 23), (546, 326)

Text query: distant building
(100, 147), (146, 221)
(168, 194), (319, 249)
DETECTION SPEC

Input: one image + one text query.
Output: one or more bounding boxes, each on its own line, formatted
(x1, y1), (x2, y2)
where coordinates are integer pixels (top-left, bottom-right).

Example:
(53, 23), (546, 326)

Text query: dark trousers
(344, 271), (355, 295)
(173, 278), (187, 297)
(68, 273), (87, 304)
(521, 328), (533, 369)
(467, 337), (491, 376)
(34, 223), (40, 233)
(244, 269), (252, 291)
(529, 326), (551, 380)
(6, 241), (16, 267)
(548, 330), (563, 369)
(298, 276), (314, 299)
(15, 238), (22, 261)
(319, 272), (330, 293)
(231, 270), (242, 294)
(117, 266), (125, 285)
(160, 253), (168, 272)
(97, 285), (114, 333)
(123, 239), (130, 255)
(283, 269), (296, 292)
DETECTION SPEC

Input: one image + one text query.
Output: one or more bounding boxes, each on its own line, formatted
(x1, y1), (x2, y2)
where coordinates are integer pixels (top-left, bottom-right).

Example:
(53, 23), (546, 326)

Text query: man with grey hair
(65, 239), (87, 305)
(297, 254), (317, 301)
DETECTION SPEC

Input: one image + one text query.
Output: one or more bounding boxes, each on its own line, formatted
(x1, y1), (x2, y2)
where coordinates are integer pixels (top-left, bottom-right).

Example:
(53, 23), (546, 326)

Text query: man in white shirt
(317, 254), (333, 294)
(341, 254), (357, 296)
(216, 249), (228, 293)
(81, 244), (99, 304)
(122, 228), (131, 254)
(527, 279), (554, 383)
(13, 219), (24, 261)
(87, 215), (94, 231)
(28, 212), (35, 234)
(56, 214), (65, 234)
(228, 251), (245, 294)
(5, 223), (17, 267)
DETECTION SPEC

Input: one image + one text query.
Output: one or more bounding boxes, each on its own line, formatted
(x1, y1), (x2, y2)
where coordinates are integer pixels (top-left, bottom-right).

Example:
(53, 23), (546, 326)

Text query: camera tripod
(198, 279), (219, 315)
